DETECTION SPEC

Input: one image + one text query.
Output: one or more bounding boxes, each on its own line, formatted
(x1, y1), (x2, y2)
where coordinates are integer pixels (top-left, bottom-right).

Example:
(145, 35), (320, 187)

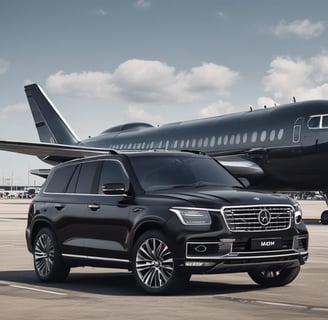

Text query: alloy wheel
(135, 237), (174, 289)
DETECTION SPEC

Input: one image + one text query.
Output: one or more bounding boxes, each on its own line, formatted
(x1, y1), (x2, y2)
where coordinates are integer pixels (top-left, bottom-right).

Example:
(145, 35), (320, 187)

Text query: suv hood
(149, 188), (292, 209)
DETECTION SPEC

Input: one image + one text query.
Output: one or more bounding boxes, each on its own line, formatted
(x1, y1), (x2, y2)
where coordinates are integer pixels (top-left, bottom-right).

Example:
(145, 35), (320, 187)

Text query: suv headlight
(293, 202), (303, 224)
(170, 208), (211, 225)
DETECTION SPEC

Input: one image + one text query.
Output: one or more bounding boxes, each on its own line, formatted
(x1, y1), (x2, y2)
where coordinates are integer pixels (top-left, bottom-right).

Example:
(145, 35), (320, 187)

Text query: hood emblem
(258, 209), (271, 226)
(253, 197), (260, 201)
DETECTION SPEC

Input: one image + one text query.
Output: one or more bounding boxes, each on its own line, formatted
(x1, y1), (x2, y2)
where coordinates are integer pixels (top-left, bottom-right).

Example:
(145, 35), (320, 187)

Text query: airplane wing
(0, 140), (111, 165)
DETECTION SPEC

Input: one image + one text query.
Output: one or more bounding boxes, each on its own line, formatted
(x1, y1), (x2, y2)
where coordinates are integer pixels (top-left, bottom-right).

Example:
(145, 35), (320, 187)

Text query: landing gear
(320, 192), (328, 225)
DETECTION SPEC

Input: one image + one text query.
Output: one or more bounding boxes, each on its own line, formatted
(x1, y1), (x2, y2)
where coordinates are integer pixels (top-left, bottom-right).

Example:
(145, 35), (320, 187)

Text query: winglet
(24, 84), (80, 145)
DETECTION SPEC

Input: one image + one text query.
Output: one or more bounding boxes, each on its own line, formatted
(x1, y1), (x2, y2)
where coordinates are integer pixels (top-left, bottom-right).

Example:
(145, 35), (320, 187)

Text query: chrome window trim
(44, 158), (129, 195)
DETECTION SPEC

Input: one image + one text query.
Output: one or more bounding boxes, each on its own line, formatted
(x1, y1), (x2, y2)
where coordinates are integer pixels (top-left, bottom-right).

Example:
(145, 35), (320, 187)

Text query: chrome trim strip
(186, 241), (233, 259)
(62, 253), (130, 264)
(221, 251), (308, 260)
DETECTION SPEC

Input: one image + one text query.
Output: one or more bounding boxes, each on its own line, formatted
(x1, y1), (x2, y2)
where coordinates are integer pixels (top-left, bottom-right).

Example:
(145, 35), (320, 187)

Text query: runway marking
(0, 281), (67, 296)
(214, 295), (328, 313)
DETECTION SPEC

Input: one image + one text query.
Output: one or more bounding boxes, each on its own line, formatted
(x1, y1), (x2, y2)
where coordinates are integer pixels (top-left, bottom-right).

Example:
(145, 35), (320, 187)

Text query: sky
(1, 0), (328, 186)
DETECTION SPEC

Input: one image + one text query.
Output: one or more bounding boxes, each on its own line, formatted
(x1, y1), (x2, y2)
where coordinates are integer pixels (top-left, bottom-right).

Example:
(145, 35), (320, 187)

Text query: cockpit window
(322, 116), (328, 128)
(308, 116), (321, 129)
(308, 114), (328, 129)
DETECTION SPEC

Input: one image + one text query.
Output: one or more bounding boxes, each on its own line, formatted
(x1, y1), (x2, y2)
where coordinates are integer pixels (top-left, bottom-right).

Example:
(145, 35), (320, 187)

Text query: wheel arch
(130, 220), (167, 252)
(30, 219), (56, 247)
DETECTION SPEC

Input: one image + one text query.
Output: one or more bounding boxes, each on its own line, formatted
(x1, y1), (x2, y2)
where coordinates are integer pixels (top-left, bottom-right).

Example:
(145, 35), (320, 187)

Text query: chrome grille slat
(222, 205), (292, 232)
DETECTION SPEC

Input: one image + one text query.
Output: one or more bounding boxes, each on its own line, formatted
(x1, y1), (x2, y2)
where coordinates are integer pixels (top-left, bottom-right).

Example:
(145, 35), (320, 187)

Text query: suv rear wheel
(33, 228), (70, 282)
(248, 266), (300, 287)
(132, 230), (190, 294)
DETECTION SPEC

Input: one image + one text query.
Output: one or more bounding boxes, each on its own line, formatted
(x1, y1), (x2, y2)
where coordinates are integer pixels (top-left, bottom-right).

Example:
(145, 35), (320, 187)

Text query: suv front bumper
(178, 234), (308, 274)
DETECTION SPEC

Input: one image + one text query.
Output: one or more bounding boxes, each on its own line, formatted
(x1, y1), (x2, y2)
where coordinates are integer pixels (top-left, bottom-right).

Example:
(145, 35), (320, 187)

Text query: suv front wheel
(33, 228), (70, 282)
(248, 266), (300, 287)
(132, 230), (190, 294)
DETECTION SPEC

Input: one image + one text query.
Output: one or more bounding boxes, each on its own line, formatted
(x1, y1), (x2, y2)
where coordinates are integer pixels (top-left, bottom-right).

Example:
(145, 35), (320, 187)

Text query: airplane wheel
(321, 210), (328, 225)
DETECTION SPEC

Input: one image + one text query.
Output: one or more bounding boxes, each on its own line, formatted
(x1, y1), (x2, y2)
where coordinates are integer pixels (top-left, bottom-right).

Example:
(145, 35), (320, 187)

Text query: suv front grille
(222, 205), (292, 232)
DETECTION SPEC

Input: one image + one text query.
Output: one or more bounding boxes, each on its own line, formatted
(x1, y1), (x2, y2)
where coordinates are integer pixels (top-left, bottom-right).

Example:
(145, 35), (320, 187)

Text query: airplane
(1, 83), (328, 223)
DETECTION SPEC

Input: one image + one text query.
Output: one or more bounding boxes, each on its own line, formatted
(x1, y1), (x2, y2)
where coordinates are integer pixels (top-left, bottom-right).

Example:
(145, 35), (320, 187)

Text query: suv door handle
(54, 204), (65, 210)
(88, 204), (100, 211)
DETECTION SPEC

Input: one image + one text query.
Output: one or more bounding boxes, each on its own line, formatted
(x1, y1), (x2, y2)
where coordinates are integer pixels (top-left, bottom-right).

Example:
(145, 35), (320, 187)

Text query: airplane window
(236, 134), (240, 144)
(278, 128), (284, 140)
(217, 136), (222, 146)
(308, 116), (321, 129)
(260, 130), (267, 142)
(243, 133), (247, 143)
(198, 138), (203, 148)
(210, 136), (216, 147)
(229, 135), (235, 145)
(192, 139), (196, 148)
(269, 130), (275, 141)
(251, 132), (257, 143)
(223, 135), (228, 145)
(186, 139), (190, 148)
(204, 137), (209, 147)
(322, 116), (328, 128)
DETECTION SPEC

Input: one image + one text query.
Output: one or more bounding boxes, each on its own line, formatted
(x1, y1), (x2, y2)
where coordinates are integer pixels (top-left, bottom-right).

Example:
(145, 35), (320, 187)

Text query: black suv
(26, 151), (308, 294)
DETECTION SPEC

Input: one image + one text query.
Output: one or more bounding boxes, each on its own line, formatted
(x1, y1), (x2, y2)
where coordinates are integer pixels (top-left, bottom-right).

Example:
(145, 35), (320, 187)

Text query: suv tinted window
(76, 162), (100, 194)
(98, 160), (129, 193)
(66, 165), (81, 193)
(130, 156), (242, 191)
(45, 165), (76, 193)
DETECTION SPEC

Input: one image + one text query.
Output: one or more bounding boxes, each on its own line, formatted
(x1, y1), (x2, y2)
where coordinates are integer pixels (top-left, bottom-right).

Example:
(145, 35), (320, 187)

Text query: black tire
(248, 266), (300, 287)
(33, 227), (70, 282)
(321, 210), (328, 225)
(132, 230), (190, 295)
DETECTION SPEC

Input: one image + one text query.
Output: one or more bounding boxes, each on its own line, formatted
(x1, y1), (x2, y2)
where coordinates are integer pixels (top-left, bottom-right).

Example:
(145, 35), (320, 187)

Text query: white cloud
(198, 100), (235, 118)
(257, 97), (276, 108)
(94, 9), (108, 16)
(125, 105), (163, 124)
(1, 103), (28, 118)
(135, 0), (150, 9)
(0, 59), (9, 74)
(272, 19), (325, 39)
(46, 71), (114, 98)
(45, 59), (239, 104)
(262, 54), (328, 102)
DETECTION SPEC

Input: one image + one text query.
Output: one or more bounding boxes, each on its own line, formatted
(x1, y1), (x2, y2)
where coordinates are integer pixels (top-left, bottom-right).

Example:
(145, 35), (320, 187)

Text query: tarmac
(0, 199), (327, 320)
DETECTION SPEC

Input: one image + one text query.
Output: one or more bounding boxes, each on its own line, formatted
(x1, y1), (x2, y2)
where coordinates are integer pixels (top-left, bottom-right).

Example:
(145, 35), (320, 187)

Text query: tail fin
(24, 84), (80, 145)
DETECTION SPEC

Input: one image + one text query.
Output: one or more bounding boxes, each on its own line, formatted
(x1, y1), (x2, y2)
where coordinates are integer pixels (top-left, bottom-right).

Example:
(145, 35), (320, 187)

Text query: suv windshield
(130, 155), (242, 192)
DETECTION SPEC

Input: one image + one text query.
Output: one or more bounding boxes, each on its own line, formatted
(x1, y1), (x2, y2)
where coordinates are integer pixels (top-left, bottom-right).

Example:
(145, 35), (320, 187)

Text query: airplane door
(293, 117), (304, 144)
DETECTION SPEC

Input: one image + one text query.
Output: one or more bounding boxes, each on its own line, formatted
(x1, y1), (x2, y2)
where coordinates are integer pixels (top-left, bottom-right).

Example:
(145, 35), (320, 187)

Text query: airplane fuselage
(80, 100), (328, 191)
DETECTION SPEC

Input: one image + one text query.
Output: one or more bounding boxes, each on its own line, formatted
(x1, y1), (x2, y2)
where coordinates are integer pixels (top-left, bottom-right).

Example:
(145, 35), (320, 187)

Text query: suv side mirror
(102, 183), (128, 195)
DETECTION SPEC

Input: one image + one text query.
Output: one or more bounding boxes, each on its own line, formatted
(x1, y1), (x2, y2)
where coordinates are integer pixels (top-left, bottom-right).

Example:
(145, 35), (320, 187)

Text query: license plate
(251, 238), (282, 250)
